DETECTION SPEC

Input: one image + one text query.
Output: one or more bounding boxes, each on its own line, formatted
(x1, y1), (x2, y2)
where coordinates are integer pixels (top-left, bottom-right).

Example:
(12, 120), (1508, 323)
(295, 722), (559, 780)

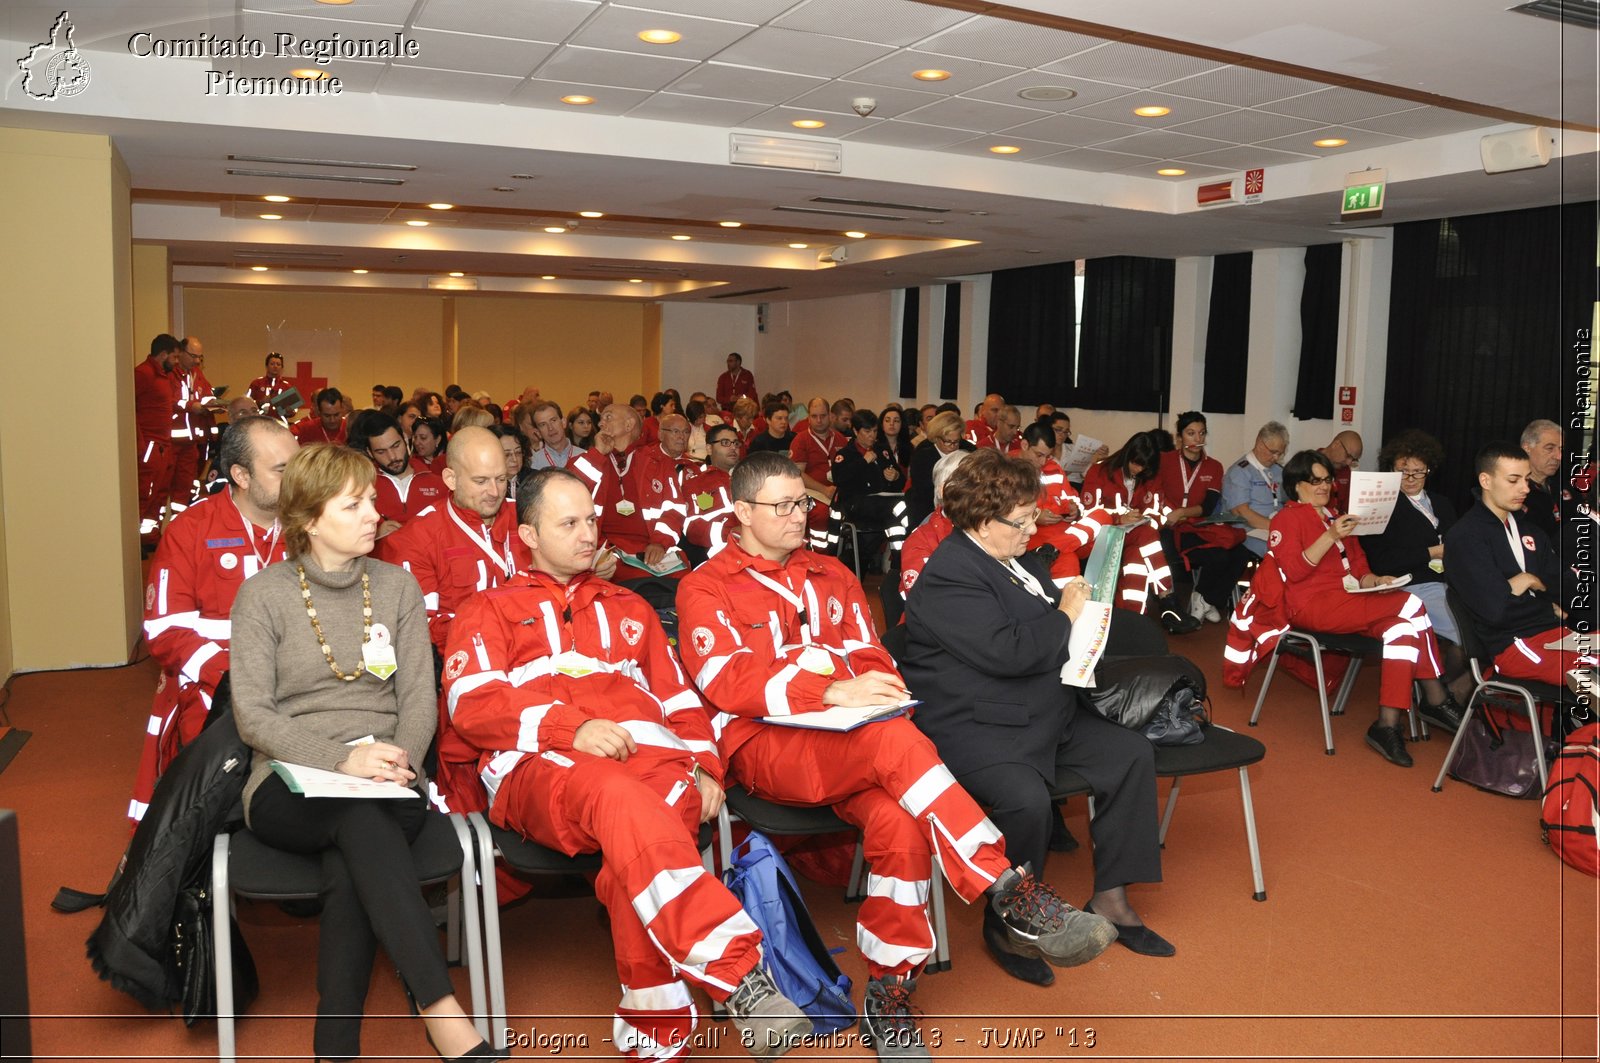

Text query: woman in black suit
(900, 448), (1171, 983)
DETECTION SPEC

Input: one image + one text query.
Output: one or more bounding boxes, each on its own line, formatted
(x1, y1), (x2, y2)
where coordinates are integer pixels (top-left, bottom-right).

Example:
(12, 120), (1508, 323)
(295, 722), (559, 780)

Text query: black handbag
(1449, 708), (1555, 800)
(171, 881), (258, 1026)
(1088, 654), (1210, 746)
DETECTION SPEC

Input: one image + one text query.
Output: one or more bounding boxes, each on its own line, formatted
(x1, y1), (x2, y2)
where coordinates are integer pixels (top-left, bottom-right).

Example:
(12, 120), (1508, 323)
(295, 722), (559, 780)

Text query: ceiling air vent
(708, 286), (788, 299)
(774, 205), (906, 222)
(226, 168), (406, 186)
(1510, 0), (1600, 28)
(809, 196), (949, 214)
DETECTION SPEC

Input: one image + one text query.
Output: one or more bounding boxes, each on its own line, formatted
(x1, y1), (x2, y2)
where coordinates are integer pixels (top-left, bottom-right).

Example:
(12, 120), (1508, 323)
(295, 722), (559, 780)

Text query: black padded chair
(211, 811), (484, 1063)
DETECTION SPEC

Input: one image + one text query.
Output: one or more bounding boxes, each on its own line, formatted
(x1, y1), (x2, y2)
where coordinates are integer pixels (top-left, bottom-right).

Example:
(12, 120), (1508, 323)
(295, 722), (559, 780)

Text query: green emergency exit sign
(1341, 168), (1386, 216)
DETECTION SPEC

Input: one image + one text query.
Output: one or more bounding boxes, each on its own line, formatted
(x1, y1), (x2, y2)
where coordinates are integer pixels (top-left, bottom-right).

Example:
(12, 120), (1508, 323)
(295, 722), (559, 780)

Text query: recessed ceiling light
(511, 173), (537, 180)
(637, 29), (681, 44)
(913, 69), (951, 81)
(1157, 167), (1187, 176)
(719, 221), (742, 228)
(628, 278), (644, 284)
(1313, 137), (1349, 148)
(1133, 105), (1171, 117)
(671, 234), (692, 241)
(406, 219), (429, 227)
(315, 0), (354, 5)
(579, 210), (605, 218)
(250, 265), (269, 271)
(541, 275), (556, 280)
(788, 243), (809, 249)
(843, 230), (867, 238)
(561, 95), (595, 106)
(258, 213), (282, 220)
(792, 119), (826, 129)
(493, 186), (515, 192)
(352, 268), (369, 274)
(428, 202), (454, 210)
(290, 68), (328, 80)
(989, 145), (1021, 154)
(448, 271), (465, 278)
(544, 226), (568, 233)
(263, 194), (290, 203)
(1017, 86), (1076, 102)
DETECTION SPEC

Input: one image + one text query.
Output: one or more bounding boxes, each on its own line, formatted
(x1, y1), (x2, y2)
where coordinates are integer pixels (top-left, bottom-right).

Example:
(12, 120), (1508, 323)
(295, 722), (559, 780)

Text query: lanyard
(1178, 453), (1204, 502)
(448, 504), (515, 579)
(1247, 453), (1279, 501)
(1504, 513), (1526, 572)
(229, 493), (281, 570)
(1316, 507), (1353, 575)
(1005, 557), (1053, 602)
(744, 567), (819, 645)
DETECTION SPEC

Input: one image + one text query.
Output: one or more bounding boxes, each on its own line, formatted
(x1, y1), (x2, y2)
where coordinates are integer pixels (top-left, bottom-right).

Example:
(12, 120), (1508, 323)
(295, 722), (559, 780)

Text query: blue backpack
(722, 830), (855, 1033)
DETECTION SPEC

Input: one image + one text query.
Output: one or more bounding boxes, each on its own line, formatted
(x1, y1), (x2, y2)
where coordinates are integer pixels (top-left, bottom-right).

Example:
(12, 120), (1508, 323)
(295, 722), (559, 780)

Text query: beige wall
(755, 291), (897, 410)
(452, 297), (649, 413)
(0, 128), (139, 670)
(131, 243), (170, 362)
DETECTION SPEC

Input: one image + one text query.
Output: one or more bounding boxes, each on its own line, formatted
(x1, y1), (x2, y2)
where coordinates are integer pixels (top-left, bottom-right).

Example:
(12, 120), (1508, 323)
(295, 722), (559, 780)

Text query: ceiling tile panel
(1348, 106), (1502, 139)
(896, 96), (1049, 133)
(938, 135), (1074, 162)
(1094, 128), (1236, 159)
(535, 44), (698, 89)
(784, 79), (944, 119)
(1043, 42), (1224, 88)
(665, 62), (824, 104)
(569, 5), (758, 59)
(915, 16), (1108, 68)
(1068, 90), (1235, 127)
(625, 0), (800, 19)
(376, 64), (525, 104)
(246, 0), (422, 28)
(847, 51), (1021, 94)
(1156, 66), (1329, 107)
(961, 72), (1135, 112)
(999, 111), (1145, 147)
(735, 106), (876, 136)
(623, 93), (773, 125)
(395, 28), (556, 77)
(1179, 144), (1318, 170)
(413, 0), (598, 41)
(1164, 108), (1322, 144)
(239, 10), (401, 48)
(710, 26), (894, 78)
(504, 79), (654, 113)
(772, 0), (971, 47)
(1028, 147), (1161, 171)
(309, 204), (403, 223)
(835, 121), (975, 149)
(1114, 160), (1237, 179)
(1257, 125), (1410, 155)
(1257, 87), (1418, 125)
(222, 55), (388, 93)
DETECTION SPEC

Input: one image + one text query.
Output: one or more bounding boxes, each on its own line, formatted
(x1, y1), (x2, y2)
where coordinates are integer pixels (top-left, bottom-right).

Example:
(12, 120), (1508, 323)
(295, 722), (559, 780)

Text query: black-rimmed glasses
(747, 497), (816, 516)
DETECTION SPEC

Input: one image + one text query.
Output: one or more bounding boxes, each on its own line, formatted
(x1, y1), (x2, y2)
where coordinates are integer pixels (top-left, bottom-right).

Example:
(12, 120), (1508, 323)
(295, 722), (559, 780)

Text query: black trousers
(249, 774), (453, 1060)
(958, 709), (1162, 893)
(1171, 528), (1253, 612)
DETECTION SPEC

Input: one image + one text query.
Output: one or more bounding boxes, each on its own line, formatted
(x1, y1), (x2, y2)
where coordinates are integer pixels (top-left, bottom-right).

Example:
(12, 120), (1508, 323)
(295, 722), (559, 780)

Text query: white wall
(754, 291), (896, 408)
(658, 302), (758, 399)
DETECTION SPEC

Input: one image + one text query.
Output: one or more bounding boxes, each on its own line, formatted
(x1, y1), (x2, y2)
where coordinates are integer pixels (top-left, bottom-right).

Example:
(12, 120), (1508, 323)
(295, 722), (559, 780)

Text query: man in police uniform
(1220, 421), (1290, 557)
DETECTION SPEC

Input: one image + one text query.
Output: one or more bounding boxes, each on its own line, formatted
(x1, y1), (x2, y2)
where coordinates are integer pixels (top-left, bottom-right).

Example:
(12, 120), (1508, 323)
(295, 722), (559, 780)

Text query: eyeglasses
(1396, 467), (1430, 480)
(1303, 475), (1335, 486)
(710, 438), (740, 447)
(747, 496), (816, 516)
(994, 509), (1040, 530)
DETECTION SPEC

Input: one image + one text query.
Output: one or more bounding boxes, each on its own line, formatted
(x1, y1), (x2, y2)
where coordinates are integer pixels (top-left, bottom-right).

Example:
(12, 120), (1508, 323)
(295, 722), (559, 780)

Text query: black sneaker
(1420, 696), (1464, 733)
(1158, 604), (1202, 635)
(1365, 722), (1413, 767)
(987, 865), (1117, 968)
(726, 963), (810, 1062)
(860, 976), (931, 1062)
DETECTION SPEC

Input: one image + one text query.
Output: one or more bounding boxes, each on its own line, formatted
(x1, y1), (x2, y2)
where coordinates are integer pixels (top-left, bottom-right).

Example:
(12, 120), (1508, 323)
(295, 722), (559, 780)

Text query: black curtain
(1292, 243), (1344, 421)
(1202, 252), (1252, 414)
(1077, 256), (1174, 412)
(898, 287), (919, 399)
(941, 282), (961, 400)
(1384, 201), (1597, 511)
(985, 260), (1075, 405)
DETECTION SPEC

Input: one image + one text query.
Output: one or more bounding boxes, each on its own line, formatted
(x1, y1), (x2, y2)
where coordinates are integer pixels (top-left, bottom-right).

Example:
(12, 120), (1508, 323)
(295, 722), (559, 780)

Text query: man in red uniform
(1317, 430), (1363, 514)
(135, 333), (182, 543)
(570, 403), (688, 587)
(131, 416), (297, 822)
(293, 387), (349, 445)
(168, 336), (221, 514)
(714, 352), (757, 410)
(1017, 425), (1114, 589)
(442, 469), (808, 1063)
(356, 412), (447, 537)
(964, 393), (1003, 449)
(992, 404), (1024, 456)
(376, 426), (531, 653)
(677, 451), (1116, 1057)
(683, 423), (742, 561)
(246, 352), (297, 418)
(789, 397), (845, 551)
(657, 413), (699, 485)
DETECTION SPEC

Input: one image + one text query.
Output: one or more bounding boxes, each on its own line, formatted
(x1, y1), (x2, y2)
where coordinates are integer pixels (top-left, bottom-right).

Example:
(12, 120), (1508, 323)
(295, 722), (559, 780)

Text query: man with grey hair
(1519, 418), (1564, 542)
(1220, 421), (1290, 557)
(130, 416), (297, 823)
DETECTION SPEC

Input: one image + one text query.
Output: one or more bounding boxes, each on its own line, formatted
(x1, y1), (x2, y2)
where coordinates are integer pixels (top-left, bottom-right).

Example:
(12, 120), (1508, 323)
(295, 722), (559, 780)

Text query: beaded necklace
(296, 564), (372, 682)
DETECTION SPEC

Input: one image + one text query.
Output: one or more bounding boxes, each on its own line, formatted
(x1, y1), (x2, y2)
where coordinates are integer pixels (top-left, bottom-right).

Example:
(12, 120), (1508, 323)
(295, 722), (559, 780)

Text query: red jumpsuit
(681, 466), (735, 557)
(246, 372), (295, 416)
(292, 417), (348, 446)
(132, 491), (285, 822)
(963, 418), (994, 449)
(570, 444), (688, 582)
(134, 355), (176, 539)
(677, 542), (1013, 979)
(789, 428), (846, 550)
(374, 468), (448, 528)
(715, 367), (757, 409)
(443, 573), (760, 1060)
(1027, 460), (1115, 587)
(900, 510), (954, 598)
(169, 367), (217, 511)
(1270, 501), (1442, 708)
(1080, 462), (1176, 613)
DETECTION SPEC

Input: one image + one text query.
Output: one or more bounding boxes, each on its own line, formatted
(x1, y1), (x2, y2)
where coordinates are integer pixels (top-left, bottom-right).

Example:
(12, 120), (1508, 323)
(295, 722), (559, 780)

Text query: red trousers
(1286, 590), (1442, 709)
(1494, 626), (1597, 687)
(169, 443), (201, 511)
(729, 716), (1011, 978)
(137, 436), (174, 537)
(492, 751), (761, 1063)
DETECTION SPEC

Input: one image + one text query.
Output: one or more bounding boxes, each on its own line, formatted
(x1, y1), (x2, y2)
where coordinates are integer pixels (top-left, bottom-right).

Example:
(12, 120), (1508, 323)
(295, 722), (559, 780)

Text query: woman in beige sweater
(230, 444), (498, 1062)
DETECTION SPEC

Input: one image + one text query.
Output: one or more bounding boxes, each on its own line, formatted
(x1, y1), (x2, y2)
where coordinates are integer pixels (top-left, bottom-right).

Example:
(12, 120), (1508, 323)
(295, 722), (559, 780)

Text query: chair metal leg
(447, 814), (488, 1042)
(1157, 777), (1182, 847)
(927, 860), (951, 973)
(1520, 690), (1549, 789)
(845, 840), (867, 902)
(1431, 691), (1482, 792)
(1237, 767), (1266, 902)
(212, 833), (236, 1063)
(467, 813), (506, 1050)
(1306, 642), (1337, 754)
(1330, 658), (1363, 718)
(1249, 646), (1283, 726)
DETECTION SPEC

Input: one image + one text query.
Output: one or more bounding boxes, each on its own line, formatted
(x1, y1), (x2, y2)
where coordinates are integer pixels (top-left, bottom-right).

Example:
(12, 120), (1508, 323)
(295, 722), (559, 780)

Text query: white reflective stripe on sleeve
(898, 763), (958, 818)
(618, 719), (692, 754)
(685, 739), (717, 757)
(1223, 644), (1253, 664)
(762, 663), (801, 716)
(144, 611), (232, 641)
(446, 669), (508, 717)
(594, 601), (612, 653)
(143, 441), (155, 463)
(693, 649), (745, 693)
(423, 592), (440, 610)
(180, 642), (224, 685)
(517, 704), (555, 751)
(540, 600), (562, 653)
(619, 980), (694, 1012)
(631, 865), (704, 926)
(866, 873), (929, 907)
(660, 689), (701, 714)
(857, 924), (933, 970)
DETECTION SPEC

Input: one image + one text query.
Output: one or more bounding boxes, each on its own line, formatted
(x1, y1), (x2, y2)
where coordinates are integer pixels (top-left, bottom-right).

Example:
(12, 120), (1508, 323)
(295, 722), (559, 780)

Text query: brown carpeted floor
(1, 606), (1596, 1062)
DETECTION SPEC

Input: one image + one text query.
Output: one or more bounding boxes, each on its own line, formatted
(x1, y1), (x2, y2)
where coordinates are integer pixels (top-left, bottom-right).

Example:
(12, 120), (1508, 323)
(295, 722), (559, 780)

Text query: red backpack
(1540, 723), (1600, 878)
